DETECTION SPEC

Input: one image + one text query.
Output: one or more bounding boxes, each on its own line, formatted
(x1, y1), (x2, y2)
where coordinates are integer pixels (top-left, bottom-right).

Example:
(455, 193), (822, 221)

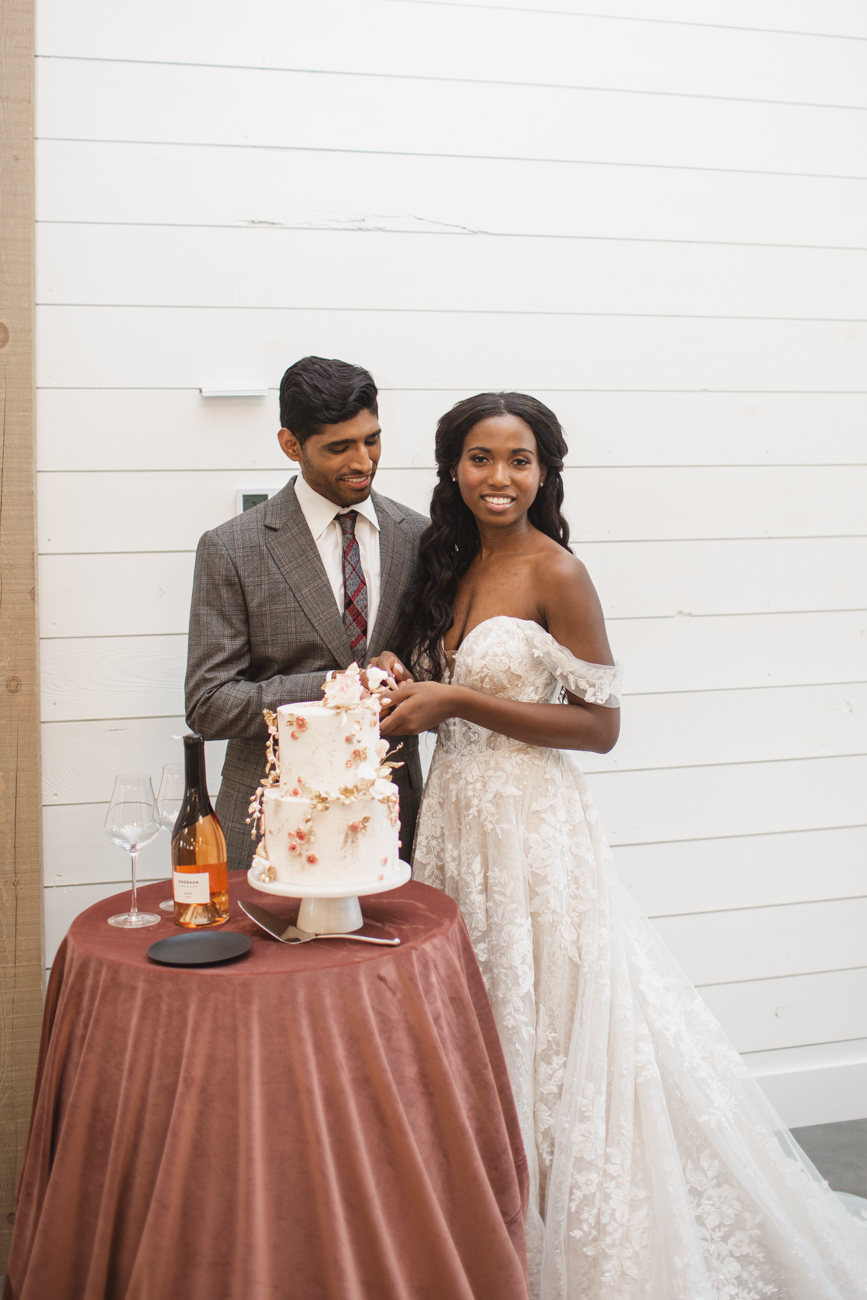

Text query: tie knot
(337, 510), (357, 537)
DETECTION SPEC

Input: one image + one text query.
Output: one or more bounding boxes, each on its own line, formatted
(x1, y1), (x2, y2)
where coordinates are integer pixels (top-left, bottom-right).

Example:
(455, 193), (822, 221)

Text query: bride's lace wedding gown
(413, 617), (867, 1300)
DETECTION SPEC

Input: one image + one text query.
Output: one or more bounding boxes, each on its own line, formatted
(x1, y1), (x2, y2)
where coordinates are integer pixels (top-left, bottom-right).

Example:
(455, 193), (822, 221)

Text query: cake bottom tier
(262, 787), (400, 889)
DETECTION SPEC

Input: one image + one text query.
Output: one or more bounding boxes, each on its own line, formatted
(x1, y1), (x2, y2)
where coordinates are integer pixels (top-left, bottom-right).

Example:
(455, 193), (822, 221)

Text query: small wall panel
(699, 967), (867, 1054)
(34, 0), (867, 106)
(42, 716), (226, 805)
(39, 552), (196, 637)
(36, 388), (867, 473)
(610, 610), (867, 694)
(586, 682), (867, 775)
(583, 537), (867, 620)
(588, 754), (867, 845)
(40, 634), (187, 721)
(37, 59), (867, 177)
(36, 140), (867, 249)
(44, 881), (166, 965)
(653, 896), (867, 985)
(44, 801), (202, 887)
(36, 305), (867, 394)
(615, 825), (867, 917)
(37, 223), (867, 321)
(750, 1047), (867, 1128)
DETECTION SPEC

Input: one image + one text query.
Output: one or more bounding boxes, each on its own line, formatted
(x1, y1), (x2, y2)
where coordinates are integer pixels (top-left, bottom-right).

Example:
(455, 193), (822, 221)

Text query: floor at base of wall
(792, 1117), (867, 1197)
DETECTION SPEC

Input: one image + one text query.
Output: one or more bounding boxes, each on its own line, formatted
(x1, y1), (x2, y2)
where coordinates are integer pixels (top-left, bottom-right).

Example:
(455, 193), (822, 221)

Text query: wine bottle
(171, 734), (230, 928)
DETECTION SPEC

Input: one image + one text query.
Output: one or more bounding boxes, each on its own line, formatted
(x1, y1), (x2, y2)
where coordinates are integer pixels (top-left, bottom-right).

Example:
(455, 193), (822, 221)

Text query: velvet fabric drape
(4, 877), (529, 1300)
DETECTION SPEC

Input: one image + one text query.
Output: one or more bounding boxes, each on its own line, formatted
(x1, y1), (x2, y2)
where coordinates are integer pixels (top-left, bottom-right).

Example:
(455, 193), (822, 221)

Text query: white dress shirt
(294, 473), (381, 638)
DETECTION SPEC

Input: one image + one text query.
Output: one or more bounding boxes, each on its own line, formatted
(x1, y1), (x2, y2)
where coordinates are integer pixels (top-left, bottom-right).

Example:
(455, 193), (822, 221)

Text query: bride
(379, 392), (867, 1300)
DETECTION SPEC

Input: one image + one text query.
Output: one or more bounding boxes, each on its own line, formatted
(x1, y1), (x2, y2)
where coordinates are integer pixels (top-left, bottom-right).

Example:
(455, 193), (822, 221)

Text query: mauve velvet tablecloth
(4, 875), (529, 1300)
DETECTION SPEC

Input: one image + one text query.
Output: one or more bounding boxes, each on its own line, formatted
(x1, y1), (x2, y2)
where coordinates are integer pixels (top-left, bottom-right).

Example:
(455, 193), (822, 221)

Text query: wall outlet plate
(236, 488), (277, 515)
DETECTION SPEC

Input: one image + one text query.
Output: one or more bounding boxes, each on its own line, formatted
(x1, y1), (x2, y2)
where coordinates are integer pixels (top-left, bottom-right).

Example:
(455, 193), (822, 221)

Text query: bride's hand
(379, 681), (455, 735)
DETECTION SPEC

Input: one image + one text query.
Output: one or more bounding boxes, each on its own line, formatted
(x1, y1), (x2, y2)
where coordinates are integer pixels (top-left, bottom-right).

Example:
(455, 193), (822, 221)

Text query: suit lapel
(264, 479), (353, 668)
(369, 492), (414, 656)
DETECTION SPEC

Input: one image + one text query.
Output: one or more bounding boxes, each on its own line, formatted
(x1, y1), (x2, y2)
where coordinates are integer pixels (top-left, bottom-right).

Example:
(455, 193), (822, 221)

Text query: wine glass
(156, 763), (184, 912)
(104, 774), (162, 928)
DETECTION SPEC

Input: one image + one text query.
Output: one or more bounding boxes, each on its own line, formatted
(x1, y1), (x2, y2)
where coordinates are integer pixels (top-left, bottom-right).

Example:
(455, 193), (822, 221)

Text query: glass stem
(129, 849), (139, 916)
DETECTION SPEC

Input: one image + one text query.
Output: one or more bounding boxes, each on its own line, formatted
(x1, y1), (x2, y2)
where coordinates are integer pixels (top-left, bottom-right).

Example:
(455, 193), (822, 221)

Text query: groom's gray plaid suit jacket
(185, 476), (428, 871)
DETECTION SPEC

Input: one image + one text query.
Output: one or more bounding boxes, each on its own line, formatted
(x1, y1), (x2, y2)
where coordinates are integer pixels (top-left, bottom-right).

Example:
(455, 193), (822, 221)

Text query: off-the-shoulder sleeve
(533, 635), (623, 708)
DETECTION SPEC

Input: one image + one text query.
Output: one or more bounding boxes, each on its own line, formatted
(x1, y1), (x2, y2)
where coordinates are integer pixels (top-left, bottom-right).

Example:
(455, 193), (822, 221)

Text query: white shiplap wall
(35, 0), (867, 1125)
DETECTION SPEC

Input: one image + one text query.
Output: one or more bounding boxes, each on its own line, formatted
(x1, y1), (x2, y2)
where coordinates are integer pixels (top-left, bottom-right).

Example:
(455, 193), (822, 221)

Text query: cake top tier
(276, 663), (395, 799)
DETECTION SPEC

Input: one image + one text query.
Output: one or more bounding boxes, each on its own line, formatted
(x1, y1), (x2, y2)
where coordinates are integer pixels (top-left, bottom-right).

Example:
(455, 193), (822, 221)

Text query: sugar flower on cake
(322, 663), (365, 709)
(365, 666), (389, 692)
(321, 662), (389, 712)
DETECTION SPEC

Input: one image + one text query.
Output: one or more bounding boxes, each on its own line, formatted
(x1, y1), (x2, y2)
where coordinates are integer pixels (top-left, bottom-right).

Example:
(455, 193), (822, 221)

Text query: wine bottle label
(173, 871), (211, 905)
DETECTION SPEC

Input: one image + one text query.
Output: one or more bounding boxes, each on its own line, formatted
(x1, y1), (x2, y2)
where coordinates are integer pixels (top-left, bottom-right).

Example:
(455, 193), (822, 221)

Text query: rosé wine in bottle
(172, 735), (230, 928)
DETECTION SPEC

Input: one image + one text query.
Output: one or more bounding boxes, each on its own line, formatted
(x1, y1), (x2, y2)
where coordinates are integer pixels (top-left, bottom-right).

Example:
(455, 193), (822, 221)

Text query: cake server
(239, 899), (400, 946)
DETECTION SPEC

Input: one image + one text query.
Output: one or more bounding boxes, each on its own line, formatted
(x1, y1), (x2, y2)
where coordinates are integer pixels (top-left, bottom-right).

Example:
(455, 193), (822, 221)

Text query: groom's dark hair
(279, 356), (378, 444)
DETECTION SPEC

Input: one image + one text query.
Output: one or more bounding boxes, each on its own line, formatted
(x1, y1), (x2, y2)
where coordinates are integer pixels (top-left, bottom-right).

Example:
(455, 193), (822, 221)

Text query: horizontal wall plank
(36, 465), (867, 551)
(611, 611), (867, 694)
(653, 896), (867, 984)
(35, 469), (432, 551)
(699, 967), (867, 1054)
(37, 224), (867, 321)
(39, 635), (867, 771)
(44, 881), (156, 964)
(588, 682), (867, 774)
(616, 825), (867, 916)
(41, 635), (186, 720)
(587, 754), (867, 844)
(36, 389), (867, 473)
(41, 717), (226, 805)
(399, 1), (867, 41)
(39, 551), (196, 637)
(36, 141), (867, 249)
(38, 539), (867, 640)
(34, 0), (867, 107)
(44, 801), (202, 887)
(749, 1039), (867, 1128)
(37, 59), (867, 178)
(585, 537), (867, 618)
(35, 306), (867, 393)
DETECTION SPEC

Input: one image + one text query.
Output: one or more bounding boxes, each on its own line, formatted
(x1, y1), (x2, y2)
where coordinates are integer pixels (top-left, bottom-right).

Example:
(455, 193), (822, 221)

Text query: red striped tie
(338, 511), (368, 663)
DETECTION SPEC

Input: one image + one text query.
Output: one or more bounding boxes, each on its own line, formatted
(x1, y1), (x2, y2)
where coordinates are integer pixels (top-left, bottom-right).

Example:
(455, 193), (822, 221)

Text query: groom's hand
(367, 652), (414, 689)
(379, 681), (454, 735)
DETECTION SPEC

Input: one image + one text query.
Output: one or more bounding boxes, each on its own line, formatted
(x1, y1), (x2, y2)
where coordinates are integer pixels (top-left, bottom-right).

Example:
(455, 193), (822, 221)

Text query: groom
(185, 355), (427, 871)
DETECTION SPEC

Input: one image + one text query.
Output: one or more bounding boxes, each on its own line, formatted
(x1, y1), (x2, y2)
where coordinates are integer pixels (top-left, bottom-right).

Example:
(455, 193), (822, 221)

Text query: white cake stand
(246, 859), (412, 934)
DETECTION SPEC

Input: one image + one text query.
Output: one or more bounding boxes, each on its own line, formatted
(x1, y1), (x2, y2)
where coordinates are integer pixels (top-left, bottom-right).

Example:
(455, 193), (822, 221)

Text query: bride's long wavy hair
(401, 392), (571, 682)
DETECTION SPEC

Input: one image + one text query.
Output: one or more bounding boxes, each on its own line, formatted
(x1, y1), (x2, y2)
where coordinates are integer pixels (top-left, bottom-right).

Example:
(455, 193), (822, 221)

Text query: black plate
(147, 931), (252, 966)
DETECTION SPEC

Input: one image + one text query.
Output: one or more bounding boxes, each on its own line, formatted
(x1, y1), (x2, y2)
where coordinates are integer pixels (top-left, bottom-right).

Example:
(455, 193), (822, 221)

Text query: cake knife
(239, 899), (400, 946)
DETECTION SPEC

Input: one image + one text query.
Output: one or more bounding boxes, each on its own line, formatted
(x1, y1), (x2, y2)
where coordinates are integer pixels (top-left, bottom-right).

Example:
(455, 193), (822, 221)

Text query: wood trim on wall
(0, 0), (42, 1271)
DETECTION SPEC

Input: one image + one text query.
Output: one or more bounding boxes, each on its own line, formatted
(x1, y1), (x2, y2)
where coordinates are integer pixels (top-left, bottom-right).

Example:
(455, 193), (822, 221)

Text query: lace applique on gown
(413, 617), (867, 1300)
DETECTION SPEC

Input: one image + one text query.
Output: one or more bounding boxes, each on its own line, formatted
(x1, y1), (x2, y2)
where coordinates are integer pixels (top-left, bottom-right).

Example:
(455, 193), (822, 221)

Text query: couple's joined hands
(367, 652), (455, 736)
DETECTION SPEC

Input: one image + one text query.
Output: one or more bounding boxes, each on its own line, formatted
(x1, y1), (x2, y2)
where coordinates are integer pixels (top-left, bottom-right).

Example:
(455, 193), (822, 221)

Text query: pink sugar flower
(306, 853), (317, 865)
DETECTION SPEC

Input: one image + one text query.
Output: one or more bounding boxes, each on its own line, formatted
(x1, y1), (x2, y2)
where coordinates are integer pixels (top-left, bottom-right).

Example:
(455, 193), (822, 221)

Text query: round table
(3, 876), (529, 1300)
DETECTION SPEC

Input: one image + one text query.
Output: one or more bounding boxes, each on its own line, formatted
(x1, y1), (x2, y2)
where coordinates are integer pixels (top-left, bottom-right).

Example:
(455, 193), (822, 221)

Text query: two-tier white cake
(249, 665), (401, 890)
